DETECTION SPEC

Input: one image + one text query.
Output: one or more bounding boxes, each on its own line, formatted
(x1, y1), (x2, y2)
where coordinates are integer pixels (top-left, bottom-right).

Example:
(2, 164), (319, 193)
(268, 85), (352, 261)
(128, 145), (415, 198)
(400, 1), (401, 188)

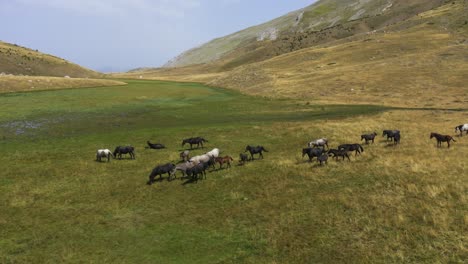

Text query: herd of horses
(95, 123), (467, 184)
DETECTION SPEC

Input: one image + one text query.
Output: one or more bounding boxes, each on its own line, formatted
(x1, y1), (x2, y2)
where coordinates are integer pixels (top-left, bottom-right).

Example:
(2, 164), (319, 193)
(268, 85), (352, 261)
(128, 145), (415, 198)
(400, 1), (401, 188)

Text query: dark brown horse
(430, 132), (456, 148)
(328, 149), (351, 161)
(361, 132), (377, 144)
(245, 145), (268, 160)
(215, 156), (234, 168)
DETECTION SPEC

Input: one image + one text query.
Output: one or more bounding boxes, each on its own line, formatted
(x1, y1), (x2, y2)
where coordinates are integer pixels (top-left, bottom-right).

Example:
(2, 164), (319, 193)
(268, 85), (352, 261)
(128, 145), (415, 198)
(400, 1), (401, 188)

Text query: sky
(0, 0), (316, 72)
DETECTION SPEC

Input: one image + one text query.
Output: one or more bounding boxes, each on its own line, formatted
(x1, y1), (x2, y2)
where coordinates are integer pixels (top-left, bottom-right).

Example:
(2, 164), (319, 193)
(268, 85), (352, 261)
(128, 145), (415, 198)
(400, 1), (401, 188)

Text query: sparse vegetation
(0, 41), (101, 78)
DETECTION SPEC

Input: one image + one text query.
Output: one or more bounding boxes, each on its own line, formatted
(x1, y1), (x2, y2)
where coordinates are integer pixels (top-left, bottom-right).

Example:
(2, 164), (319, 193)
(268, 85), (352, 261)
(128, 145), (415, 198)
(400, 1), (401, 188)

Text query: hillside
(163, 0), (447, 68)
(117, 0), (468, 109)
(0, 41), (101, 78)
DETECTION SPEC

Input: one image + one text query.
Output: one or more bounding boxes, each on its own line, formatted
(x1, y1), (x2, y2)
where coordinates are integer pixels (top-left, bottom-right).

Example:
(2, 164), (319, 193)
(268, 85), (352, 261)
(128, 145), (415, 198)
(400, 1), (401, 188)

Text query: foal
(430, 132), (456, 148)
(215, 156), (234, 169)
(361, 132), (377, 144)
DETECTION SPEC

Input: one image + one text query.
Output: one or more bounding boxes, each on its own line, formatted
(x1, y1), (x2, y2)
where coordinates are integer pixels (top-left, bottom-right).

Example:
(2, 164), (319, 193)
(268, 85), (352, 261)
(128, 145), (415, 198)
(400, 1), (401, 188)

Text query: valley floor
(0, 80), (466, 263)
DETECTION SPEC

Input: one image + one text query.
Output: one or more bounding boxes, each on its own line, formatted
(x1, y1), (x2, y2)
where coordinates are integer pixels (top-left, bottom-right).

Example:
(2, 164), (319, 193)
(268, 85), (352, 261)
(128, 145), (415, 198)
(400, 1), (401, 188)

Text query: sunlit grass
(0, 80), (466, 262)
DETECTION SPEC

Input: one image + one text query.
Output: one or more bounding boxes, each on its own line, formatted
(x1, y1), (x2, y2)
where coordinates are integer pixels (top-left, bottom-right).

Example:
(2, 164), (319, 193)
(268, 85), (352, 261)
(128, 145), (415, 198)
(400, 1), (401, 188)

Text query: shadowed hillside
(0, 41), (101, 78)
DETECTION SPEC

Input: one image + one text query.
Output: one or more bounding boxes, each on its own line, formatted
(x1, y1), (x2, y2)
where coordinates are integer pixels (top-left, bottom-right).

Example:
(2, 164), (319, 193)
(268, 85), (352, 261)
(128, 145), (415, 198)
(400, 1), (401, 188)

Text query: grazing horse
(302, 147), (325, 162)
(308, 138), (329, 149)
(205, 148), (220, 158)
(147, 141), (165, 149)
(338, 144), (364, 156)
(430, 132), (456, 148)
(245, 145), (268, 160)
(328, 149), (351, 161)
(179, 150), (190, 161)
(383, 130), (400, 142)
(113, 146), (135, 159)
(147, 163), (176, 185)
(361, 132), (377, 144)
(455, 124), (468, 137)
(174, 161), (196, 178)
(96, 149), (113, 162)
(239, 153), (249, 165)
(182, 137), (208, 149)
(215, 156), (234, 169)
(317, 154), (328, 166)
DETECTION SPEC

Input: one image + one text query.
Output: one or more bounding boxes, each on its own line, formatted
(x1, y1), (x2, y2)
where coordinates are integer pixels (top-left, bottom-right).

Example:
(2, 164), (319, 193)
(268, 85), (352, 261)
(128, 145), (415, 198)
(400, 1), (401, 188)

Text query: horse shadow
(182, 178), (199, 185)
(311, 163), (327, 168)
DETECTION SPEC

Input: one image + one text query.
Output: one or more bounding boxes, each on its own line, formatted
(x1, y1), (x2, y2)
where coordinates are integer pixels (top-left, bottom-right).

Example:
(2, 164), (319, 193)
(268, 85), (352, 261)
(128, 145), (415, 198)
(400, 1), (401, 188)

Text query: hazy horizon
(0, 0), (316, 72)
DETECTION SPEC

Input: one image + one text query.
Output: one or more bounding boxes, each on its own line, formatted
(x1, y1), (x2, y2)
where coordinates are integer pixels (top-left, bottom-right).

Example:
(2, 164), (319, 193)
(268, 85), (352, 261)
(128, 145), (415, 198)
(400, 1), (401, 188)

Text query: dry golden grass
(251, 109), (468, 262)
(0, 76), (126, 93)
(210, 27), (467, 109)
(0, 41), (100, 78)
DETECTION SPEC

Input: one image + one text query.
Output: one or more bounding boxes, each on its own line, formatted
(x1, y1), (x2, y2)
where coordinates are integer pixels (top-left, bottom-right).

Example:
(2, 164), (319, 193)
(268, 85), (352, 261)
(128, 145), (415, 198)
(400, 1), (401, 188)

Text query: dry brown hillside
(0, 41), (101, 78)
(115, 0), (468, 109)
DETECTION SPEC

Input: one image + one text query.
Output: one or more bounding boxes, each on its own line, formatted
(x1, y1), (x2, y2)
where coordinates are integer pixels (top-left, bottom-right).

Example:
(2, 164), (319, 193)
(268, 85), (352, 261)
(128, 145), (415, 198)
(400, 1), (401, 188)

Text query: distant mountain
(0, 41), (101, 78)
(163, 0), (447, 68)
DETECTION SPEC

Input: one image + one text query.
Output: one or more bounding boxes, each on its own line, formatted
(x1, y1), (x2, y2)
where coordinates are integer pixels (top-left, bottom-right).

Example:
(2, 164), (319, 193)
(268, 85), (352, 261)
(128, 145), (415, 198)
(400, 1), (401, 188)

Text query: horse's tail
(451, 137), (456, 142)
(361, 135), (365, 141)
(359, 145), (364, 152)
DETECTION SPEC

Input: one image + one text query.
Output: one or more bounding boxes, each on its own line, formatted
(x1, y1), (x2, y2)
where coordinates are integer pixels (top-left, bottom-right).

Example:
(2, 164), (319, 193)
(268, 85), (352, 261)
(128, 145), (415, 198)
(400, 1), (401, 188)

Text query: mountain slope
(116, 0), (468, 109)
(164, 0), (447, 68)
(0, 41), (101, 78)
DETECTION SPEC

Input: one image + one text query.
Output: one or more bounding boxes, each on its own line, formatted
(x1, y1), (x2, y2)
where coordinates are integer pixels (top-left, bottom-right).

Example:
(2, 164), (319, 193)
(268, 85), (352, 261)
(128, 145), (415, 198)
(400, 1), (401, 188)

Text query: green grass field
(0, 80), (466, 263)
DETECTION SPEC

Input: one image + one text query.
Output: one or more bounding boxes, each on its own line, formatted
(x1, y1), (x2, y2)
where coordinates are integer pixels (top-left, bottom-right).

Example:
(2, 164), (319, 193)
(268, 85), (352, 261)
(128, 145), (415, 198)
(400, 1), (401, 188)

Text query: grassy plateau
(0, 79), (466, 263)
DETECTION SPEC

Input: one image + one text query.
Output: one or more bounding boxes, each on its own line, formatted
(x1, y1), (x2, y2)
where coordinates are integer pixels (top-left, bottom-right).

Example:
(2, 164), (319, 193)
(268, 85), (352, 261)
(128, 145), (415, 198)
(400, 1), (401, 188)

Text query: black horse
(302, 147), (325, 162)
(113, 146), (135, 159)
(186, 161), (210, 181)
(383, 130), (400, 142)
(430, 132), (455, 148)
(147, 163), (176, 185)
(182, 137), (208, 149)
(239, 153), (249, 165)
(361, 132), (377, 144)
(328, 149), (351, 161)
(393, 133), (401, 145)
(338, 144), (364, 156)
(245, 145), (268, 160)
(147, 141), (166, 149)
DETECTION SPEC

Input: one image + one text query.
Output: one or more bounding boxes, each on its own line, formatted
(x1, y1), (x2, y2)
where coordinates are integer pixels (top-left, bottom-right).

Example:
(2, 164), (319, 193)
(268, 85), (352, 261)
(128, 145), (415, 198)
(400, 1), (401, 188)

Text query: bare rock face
(257, 28), (278, 41)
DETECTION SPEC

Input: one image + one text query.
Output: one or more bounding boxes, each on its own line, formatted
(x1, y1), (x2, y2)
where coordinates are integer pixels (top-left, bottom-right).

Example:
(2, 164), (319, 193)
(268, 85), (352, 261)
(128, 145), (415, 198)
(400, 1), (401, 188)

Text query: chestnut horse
(215, 156), (234, 168)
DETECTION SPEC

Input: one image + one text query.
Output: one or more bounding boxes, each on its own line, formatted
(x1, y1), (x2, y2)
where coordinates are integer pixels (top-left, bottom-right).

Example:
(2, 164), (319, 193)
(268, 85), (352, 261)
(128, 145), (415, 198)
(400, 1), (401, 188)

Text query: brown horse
(215, 156), (234, 169)
(430, 132), (456, 148)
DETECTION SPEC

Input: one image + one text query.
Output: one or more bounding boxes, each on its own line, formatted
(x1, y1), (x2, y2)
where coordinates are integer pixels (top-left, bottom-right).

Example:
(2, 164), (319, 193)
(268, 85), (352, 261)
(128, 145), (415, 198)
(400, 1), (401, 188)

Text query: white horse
(455, 124), (468, 137)
(189, 154), (213, 164)
(205, 148), (220, 158)
(308, 138), (329, 149)
(96, 149), (113, 162)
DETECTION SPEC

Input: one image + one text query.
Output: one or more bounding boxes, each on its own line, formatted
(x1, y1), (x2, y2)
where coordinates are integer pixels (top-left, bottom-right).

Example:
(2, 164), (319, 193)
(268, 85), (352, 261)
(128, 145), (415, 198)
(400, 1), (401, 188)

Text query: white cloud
(15, 0), (200, 18)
